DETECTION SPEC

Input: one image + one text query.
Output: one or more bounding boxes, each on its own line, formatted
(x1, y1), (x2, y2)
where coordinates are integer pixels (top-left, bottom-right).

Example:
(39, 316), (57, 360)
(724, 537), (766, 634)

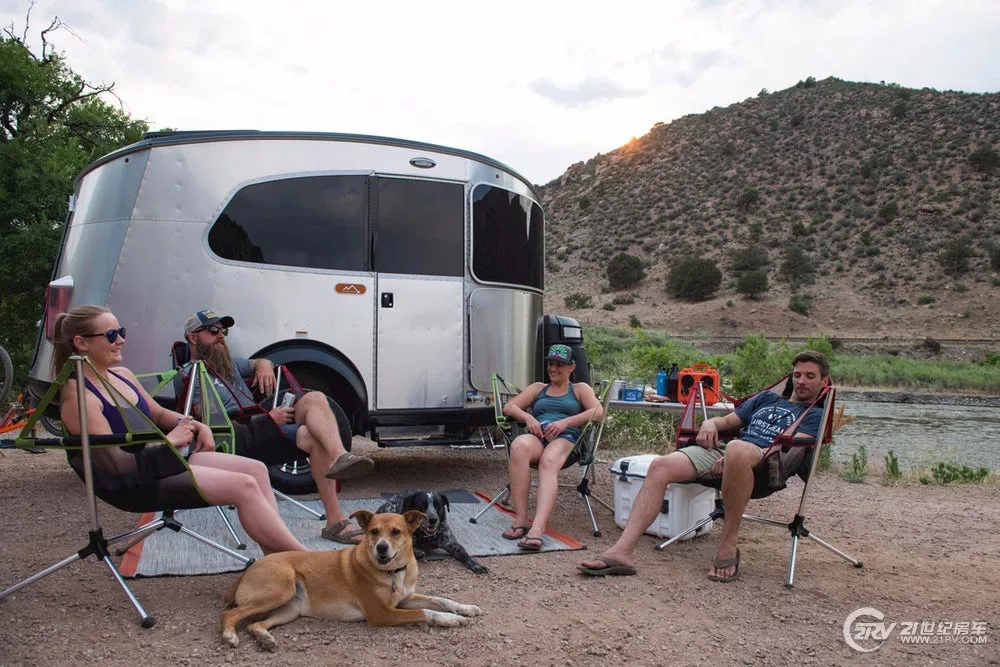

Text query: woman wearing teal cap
(499, 344), (603, 550)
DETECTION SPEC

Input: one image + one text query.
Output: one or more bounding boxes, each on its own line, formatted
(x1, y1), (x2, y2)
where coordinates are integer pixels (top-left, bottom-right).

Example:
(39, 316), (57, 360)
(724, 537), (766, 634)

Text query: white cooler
(610, 454), (715, 540)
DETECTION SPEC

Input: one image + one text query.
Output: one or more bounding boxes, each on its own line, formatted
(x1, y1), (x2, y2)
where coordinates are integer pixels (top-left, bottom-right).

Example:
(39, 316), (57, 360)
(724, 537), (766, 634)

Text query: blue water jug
(656, 366), (668, 397)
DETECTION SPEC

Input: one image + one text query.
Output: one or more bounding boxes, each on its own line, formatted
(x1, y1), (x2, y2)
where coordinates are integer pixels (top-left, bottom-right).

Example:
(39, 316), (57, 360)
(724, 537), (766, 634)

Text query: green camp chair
(0, 356), (252, 628)
(469, 373), (613, 536)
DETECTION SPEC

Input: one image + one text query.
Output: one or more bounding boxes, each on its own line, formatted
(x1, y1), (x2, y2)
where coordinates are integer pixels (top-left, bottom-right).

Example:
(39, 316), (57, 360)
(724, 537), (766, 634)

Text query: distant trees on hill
(606, 252), (645, 289)
(669, 258), (722, 301)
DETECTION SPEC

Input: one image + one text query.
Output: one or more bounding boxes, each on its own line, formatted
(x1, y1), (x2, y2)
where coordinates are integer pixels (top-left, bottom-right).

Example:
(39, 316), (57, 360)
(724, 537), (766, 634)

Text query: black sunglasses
(82, 327), (127, 343)
(197, 325), (229, 336)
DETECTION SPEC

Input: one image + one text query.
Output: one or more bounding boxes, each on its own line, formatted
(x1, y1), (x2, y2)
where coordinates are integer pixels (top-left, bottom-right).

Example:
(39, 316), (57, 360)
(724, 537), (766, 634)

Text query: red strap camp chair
(657, 375), (863, 588)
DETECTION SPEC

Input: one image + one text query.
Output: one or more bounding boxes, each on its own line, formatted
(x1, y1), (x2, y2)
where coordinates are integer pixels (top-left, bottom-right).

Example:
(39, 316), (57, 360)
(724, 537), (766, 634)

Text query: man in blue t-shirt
(579, 351), (829, 582)
(182, 309), (374, 544)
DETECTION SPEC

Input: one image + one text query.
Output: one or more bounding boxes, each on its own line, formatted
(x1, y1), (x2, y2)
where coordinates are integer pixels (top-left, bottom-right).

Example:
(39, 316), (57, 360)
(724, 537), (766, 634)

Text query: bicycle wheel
(0, 344), (12, 407)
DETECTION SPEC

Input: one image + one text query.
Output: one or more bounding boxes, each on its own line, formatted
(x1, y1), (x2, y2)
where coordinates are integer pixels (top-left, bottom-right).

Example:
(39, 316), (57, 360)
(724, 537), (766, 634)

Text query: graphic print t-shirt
(733, 391), (822, 448)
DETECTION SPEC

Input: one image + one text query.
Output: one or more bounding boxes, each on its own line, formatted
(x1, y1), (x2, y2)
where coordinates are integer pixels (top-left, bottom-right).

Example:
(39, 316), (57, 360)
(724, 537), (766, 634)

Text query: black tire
(267, 394), (352, 495)
(0, 344), (12, 407)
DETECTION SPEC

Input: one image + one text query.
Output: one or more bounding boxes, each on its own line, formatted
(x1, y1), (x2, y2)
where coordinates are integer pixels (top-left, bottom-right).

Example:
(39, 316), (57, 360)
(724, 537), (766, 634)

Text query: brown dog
(220, 510), (482, 650)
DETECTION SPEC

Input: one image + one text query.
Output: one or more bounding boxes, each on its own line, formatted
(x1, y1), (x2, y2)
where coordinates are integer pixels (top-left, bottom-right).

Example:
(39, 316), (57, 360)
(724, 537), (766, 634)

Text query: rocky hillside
(540, 77), (1000, 340)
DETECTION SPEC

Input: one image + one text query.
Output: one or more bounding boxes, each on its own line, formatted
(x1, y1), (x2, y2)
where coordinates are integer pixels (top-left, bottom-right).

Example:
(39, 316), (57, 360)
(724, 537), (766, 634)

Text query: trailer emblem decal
(336, 283), (366, 295)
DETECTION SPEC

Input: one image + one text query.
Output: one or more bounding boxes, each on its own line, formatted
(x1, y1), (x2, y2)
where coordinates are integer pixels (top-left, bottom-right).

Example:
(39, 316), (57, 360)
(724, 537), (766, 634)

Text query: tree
(736, 270), (769, 298)
(939, 235), (973, 276)
(735, 187), (760, 212)
(730, 244), (769, 273)
(969, 146), (999, 179)
(606, 252), (645, 289)
(780, 244), (815, 289)
(668, 258), (722, 301)
(0, 10), (148, 386)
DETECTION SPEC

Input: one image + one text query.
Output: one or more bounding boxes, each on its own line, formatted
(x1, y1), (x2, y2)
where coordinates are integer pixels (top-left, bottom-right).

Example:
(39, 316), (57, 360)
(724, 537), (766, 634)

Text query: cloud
(1, 0), (997, 185)
(529, 76), (646, 109)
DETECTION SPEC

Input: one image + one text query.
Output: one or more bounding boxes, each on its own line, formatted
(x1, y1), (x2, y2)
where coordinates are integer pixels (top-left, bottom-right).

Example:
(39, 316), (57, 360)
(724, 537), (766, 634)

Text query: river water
(832, 400), (1000, 471)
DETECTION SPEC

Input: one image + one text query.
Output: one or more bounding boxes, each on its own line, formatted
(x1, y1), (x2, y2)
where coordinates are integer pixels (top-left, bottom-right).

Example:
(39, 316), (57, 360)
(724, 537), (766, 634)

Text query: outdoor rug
(120, 491), (584, 577)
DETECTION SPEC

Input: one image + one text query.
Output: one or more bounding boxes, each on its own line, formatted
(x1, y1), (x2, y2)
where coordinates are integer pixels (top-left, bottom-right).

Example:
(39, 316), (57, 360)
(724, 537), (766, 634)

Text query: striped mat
(120, 492), (584, 577)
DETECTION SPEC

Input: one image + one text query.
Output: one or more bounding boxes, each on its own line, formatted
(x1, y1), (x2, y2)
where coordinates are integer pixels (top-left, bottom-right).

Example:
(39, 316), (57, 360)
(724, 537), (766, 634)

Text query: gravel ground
(1, 439), (997, 666)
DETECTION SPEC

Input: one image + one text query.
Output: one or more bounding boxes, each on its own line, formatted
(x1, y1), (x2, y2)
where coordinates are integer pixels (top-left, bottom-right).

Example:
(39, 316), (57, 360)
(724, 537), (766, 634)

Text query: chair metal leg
(469, 485), (510, 524)
(111, 515), (171, 555)
(274, 489), (325, 520)
(0, 529), (156, 628)
(747, 512), (863, 588)
(101, 551), (156, 628)
(174, 525), (253, 565)
(110, 511), (253, 565)
(655, 516), (717, 550)
(215, 506), (247, 549)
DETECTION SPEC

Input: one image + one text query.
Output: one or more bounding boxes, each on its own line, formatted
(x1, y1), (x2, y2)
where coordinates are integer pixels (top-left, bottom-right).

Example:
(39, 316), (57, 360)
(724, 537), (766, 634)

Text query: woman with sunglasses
(53, 305), (307, 554)
(499, 344), (604, 550)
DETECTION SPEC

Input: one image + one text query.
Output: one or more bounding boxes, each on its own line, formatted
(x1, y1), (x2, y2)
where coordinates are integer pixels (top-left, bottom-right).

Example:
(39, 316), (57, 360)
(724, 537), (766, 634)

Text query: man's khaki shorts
(679, 441), (764, 478)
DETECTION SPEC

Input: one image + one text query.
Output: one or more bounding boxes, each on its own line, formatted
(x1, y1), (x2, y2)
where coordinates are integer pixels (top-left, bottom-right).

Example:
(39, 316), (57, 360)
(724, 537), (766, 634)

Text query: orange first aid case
(677, 364), (721, 405)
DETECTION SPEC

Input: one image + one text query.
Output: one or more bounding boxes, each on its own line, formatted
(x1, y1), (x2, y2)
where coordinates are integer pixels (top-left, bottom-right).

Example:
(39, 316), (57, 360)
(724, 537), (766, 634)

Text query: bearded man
(183, 309), (374, 544)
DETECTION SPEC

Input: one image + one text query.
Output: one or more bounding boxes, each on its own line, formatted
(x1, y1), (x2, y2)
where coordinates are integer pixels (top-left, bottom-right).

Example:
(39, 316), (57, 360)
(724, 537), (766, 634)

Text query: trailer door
(373, 178), (465, 409)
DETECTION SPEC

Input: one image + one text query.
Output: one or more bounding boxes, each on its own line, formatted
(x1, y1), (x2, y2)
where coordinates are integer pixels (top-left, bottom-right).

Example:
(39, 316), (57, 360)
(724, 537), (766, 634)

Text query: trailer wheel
(267, 394), (352, 494)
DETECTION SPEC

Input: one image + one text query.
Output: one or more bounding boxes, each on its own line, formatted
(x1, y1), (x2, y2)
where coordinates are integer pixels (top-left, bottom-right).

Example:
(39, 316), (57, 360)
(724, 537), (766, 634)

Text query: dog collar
(389, 565), (406, 592)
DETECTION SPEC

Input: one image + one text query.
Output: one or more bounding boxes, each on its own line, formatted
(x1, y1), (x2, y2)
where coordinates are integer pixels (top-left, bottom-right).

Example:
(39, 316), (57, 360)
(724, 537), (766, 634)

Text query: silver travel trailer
(28, 131), (587, 477)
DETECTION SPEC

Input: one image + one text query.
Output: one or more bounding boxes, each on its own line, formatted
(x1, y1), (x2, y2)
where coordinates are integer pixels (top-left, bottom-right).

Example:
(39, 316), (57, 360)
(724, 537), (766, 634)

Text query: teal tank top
(532, 383), (584, 439)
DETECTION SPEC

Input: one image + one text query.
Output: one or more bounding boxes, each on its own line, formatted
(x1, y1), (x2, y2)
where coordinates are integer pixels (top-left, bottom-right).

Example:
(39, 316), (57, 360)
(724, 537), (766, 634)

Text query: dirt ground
(1, 439), (997, 666)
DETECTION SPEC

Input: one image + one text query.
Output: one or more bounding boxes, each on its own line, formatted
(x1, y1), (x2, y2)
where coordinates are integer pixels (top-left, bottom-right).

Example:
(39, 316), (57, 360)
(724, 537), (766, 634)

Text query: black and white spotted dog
(375, 490), (488, 574)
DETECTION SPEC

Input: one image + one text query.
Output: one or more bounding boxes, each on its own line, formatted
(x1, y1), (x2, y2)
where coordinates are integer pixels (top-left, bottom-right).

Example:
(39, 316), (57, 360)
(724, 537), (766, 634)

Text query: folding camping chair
(0, 357), (253, 628)
(171, 342), (327, 521)
(469, 373), (613, 536)
(655, 376), (863, 588)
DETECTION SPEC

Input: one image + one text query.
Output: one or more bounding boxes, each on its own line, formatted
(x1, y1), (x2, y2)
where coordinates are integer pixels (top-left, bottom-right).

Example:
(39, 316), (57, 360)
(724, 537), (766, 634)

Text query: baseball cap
(545, 344), (574, 364)
(184, 309), (235, 334)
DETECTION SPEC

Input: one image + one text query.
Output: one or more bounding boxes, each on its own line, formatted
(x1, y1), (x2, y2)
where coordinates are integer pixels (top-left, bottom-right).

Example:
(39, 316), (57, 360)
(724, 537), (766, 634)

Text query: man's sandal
(325, 452), (375, 480)
(321, 519), (363, 545)
(707, 548), (741, 582)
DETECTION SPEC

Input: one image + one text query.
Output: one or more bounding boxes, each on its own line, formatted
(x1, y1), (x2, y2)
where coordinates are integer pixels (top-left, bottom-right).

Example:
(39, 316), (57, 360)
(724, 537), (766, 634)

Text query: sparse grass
(883, 450), (902, 484)
(843, 444), (869, 483)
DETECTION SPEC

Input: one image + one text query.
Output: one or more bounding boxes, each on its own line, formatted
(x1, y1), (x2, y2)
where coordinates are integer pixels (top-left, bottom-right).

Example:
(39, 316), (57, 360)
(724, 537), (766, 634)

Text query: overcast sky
(2, 0), (998, 184)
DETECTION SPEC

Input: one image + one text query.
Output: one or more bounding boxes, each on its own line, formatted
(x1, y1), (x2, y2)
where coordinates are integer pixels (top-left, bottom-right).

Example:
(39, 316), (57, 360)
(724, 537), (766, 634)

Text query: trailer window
(471, 185), (543, 290)
(375, 178), (463, 276)
(209, 175), (367, 271)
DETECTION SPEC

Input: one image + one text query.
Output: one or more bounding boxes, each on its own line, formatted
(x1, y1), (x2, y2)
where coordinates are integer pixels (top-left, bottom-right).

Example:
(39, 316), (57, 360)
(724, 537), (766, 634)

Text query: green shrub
(602, 303), (616, 311)
(988, 244), (1000, 271)
(735, 187), (761, 211)
(736, 270), (770, 298)
(939, 235), (973, 275)
(789, 293), (812, 316)
(883, 450), (902, 483)
(612, 295), (635, 305)
(917, 294), (936, 305)
(730, 244), (770, 272)
(968, 146), (1000, 177)
(843, 444), (869, 483)
(606, 253), (646, 289)
(919, 462), (990, 485)
(877, 200), (899, 223)
(780, 245), (815, 288)
(564, 293), (593, 309)
(628, 315), (642, 328)
(954, 283), (969, 292)
(668, 258), (722, 301)
(818, 440), (833, 472)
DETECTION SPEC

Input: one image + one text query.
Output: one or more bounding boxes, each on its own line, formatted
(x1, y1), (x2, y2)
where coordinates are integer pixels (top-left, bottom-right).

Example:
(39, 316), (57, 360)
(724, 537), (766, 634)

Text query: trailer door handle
(381, 292), (394, 308)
